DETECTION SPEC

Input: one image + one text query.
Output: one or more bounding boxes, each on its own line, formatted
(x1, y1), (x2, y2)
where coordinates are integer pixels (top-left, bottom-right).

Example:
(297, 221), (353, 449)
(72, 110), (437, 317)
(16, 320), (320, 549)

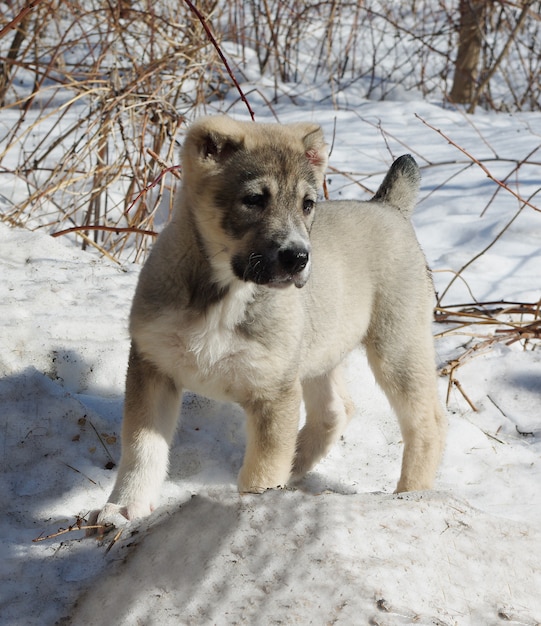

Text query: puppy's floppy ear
(200, 129), (243, 162)
(184, 115), (244, 165)
(297, 123), (328, 185)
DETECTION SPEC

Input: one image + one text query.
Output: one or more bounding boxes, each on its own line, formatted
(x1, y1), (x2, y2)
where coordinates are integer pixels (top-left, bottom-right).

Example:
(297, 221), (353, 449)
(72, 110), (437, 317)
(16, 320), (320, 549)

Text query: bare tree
(469, 0), (535, 112)
(0, 15), (30, 106)
(449, 0), (492, 105)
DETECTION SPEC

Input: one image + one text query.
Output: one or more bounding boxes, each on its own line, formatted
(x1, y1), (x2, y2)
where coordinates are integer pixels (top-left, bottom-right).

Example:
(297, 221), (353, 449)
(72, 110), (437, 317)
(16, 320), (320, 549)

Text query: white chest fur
(133, 282), (261, 401)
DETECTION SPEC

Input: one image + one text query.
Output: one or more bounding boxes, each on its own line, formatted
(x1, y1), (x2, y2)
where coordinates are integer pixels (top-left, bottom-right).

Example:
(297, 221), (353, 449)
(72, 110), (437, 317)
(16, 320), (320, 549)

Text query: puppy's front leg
(238, 381), (302, 493)
(96, 344), (182, 524)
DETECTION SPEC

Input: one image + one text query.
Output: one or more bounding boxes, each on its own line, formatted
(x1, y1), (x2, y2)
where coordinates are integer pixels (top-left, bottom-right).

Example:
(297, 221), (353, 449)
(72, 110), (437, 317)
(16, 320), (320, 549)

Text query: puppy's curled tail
(372, 154), (420, 219)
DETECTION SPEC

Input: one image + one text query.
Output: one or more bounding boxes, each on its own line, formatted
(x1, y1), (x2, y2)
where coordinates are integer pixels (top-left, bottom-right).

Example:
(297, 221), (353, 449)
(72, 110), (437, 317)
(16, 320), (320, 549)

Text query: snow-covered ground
(1, 41), (541, 626)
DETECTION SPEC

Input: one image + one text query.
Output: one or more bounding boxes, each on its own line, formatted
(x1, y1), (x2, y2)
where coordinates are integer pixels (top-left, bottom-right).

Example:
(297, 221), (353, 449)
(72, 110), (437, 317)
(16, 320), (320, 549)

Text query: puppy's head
(181, 115), (327, 289)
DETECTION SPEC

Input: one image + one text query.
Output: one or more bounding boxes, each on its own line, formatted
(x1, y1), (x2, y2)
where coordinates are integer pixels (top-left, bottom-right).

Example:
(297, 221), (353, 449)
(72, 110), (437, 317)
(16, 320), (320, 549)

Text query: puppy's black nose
(278, 246), (309, 274)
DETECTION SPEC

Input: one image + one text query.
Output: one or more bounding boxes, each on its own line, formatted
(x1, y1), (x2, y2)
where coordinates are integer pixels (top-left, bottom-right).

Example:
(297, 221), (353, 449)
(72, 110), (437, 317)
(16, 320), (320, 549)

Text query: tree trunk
(0, 16), (30, 106)
(449, 0), (489, 105)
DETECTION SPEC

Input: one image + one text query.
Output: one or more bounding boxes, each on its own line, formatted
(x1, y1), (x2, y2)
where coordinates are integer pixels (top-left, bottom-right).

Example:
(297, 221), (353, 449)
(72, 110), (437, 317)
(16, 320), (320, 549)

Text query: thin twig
(452, 376), (478, 412)
(105, 528), (124, 554)
(437, 299), (540, 408)
(182, 0), (256, 121)
(487, 394), (507, 418)
(0, 0), (48, 39)
(52, 225), (157, 239)
(87, 420), (116, 466)
(415, 114), (541, 214)
(146, 148), (182, 179)
(60, 462), (97, 485)
(33, 517), (112, 542)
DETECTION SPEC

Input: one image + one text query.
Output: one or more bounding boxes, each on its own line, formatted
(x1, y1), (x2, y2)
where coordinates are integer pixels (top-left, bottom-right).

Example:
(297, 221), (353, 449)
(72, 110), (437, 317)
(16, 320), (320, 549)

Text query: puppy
(93, 115), (446, 524)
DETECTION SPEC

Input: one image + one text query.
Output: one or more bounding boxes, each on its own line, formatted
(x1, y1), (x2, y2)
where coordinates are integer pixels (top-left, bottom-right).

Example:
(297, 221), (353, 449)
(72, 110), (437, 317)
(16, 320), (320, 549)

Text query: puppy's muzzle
(279, 245), (309, 275)
(233, 241), (311, 289)
(270, 242), (311, 288)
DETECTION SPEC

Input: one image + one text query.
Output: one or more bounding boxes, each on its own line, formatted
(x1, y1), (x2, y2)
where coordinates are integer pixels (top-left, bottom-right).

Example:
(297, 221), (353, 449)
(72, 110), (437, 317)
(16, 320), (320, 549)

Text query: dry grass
(1, 0), (227, 261)
(1, 0), (540, 261)
(435, 300), (540, 408)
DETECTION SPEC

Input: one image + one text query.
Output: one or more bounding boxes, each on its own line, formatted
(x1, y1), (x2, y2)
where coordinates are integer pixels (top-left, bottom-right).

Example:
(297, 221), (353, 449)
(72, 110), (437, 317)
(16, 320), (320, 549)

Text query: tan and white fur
(91, 115), (446, 526)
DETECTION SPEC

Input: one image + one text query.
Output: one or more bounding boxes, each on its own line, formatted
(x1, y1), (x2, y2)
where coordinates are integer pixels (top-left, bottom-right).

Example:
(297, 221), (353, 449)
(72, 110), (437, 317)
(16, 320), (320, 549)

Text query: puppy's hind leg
(92, 344), (182, 527)
(365, 331), (446, 493)
(291, 366), (354, 482)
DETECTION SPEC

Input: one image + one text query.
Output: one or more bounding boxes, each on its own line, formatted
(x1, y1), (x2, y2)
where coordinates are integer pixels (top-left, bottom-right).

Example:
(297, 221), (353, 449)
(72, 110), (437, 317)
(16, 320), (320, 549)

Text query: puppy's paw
(85, 500), (153, 536)
(290, 452), (311, 483)
(237, 465), (276, 493)
(237, 475), (268, 495)
(237, 466), (286, 494)
(394, 477), (433, 493)
(290, 435), (322, 482)
(85, 503), (128, 536)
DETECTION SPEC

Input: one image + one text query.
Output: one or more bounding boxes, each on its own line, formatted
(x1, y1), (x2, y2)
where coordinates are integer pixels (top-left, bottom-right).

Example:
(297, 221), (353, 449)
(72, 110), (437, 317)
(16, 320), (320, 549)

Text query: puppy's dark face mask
(183, 119), (328, 290)
(212, 147), (316, 289)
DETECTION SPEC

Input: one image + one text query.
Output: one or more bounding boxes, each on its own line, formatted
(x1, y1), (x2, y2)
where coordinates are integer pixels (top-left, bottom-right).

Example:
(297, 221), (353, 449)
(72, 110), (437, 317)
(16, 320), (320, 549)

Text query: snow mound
(71, 491), (541, 625)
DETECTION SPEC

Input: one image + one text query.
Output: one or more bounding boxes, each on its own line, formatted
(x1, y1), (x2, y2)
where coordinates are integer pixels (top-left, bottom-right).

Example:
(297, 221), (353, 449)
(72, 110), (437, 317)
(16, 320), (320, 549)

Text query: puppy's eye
(303, 198), (315, 215)
(243, 194), (267, 210)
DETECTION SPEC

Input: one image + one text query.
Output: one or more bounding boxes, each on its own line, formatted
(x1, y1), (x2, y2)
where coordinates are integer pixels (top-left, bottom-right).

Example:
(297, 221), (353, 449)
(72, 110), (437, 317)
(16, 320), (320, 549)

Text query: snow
(1, 32), (541, 626)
